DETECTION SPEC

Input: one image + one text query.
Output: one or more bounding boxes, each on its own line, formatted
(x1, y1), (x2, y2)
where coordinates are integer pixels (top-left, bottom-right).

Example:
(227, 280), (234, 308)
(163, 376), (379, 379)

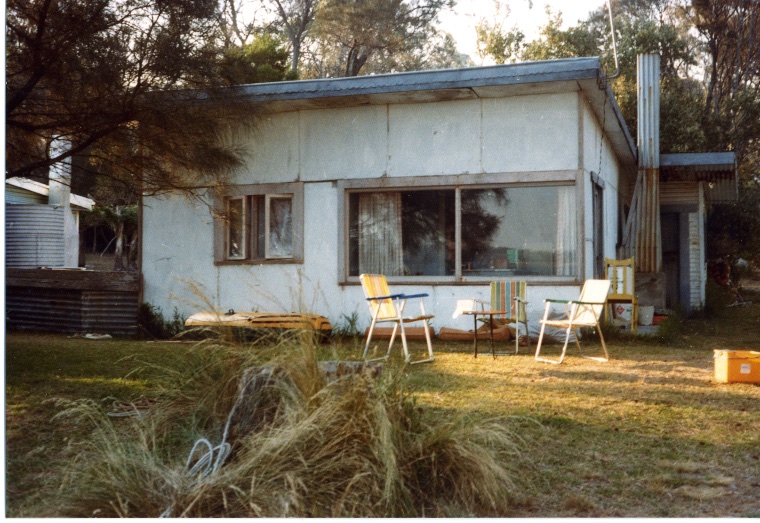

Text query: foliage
(706, 183), (760, 263)
(219, 33), (298, 84)
(474, 0), (524, 64)
(6, 0), (255, 197)
(137, 303), (186, 340)
(332, 311), (363, 339)
(91, 203), (139, 270)
(521, 8), (600, 62)
(652, 308), (684, 344)
(261, 0), (320, 73)
(49, 338), (519, 517)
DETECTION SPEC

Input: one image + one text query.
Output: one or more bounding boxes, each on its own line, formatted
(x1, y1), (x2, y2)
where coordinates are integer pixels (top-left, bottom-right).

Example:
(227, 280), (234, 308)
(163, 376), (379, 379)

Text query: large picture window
(347, 184), (577, 279)
(215, 183), (303, 264)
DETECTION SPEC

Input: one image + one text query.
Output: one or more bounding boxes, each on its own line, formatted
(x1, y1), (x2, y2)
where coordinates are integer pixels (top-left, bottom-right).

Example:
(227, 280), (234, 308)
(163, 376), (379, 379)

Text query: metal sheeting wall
(661, 181), (699, 206)
(6, 269), (141, 336)
(6, 288), (139, 336)
(6, 205), (66, 268)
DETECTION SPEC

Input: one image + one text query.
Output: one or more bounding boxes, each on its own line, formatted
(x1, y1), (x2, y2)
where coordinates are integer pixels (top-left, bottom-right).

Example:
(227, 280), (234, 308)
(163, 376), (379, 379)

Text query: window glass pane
(461, 186), (576, 277)
(266, 195), (293, 258)
(348, 190), (454, 276)
(227, 198), (245, 259)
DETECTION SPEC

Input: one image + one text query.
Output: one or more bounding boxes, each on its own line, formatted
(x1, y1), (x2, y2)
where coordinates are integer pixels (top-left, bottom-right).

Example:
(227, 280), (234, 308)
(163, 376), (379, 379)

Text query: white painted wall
(143, 91), (628, 332)
(688, 184), (706, 309)
(581, 98), (624, 277)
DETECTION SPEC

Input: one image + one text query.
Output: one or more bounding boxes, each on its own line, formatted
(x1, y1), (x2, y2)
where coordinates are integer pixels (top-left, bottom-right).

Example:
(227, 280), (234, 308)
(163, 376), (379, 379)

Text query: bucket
(639, 305), (654, 326)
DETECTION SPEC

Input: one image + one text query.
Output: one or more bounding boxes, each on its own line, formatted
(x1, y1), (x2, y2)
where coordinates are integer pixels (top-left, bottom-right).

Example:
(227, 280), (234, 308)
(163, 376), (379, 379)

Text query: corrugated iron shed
(661, 152), (737, 204)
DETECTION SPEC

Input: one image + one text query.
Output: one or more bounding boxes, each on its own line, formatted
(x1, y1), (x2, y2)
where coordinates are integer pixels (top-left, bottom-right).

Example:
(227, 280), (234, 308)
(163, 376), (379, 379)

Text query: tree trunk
(127, 229), (139, 271)
(113, 221), (125, 271)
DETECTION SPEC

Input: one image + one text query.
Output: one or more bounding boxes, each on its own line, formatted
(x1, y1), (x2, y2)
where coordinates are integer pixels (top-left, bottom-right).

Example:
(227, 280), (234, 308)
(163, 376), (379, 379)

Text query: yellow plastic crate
(714, 350), (760, 384)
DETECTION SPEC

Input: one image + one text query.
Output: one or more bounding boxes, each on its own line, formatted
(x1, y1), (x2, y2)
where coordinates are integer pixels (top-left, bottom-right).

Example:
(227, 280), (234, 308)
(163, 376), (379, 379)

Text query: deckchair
(453, 281), (529, 358)
(360, 274), (435, 365)
(604, 257), (638, 333)
(534, 279), (611, 364)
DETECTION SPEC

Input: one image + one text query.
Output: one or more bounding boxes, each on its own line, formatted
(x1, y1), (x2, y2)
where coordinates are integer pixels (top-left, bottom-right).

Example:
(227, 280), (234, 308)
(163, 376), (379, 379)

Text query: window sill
(340, 277), (580, 286)
(215, 258), (304, 267)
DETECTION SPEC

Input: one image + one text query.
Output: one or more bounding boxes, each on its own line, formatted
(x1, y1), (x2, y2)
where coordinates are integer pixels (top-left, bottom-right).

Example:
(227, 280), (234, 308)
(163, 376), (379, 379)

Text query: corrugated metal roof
(660, 152), (737, 203)
(6, 177), (95, 211)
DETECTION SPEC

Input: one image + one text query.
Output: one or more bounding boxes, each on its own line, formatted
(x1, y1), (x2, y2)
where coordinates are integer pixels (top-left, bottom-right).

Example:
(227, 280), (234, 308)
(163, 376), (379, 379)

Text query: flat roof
(183, 58), (637, 168)
(660, 152), (736, 176)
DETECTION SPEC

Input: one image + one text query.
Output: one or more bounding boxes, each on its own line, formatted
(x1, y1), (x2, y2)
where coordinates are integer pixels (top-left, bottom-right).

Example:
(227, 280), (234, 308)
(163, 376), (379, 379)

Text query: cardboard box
(714, 350), (760, 384)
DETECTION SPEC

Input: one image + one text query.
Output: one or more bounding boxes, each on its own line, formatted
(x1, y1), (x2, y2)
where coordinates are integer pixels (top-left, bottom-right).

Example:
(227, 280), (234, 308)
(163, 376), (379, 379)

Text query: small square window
(215, 183), (303, 265)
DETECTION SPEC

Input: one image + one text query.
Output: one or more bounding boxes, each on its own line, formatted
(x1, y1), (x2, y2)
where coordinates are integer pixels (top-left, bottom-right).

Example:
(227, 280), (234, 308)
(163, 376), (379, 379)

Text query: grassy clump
(50, 334), (519, 517)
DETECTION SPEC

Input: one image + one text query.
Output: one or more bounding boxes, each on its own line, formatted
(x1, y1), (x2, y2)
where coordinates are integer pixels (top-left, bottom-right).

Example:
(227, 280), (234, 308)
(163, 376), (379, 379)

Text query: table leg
(473, 314), (478, 358)
(489, 314), (496, 359)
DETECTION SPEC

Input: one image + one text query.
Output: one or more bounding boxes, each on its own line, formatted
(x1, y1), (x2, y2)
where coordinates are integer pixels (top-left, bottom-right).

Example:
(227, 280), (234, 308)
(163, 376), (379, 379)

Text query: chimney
(48, 138), (72, 207)
(634, 54), (662, 274)
(48, 137), (79, 268)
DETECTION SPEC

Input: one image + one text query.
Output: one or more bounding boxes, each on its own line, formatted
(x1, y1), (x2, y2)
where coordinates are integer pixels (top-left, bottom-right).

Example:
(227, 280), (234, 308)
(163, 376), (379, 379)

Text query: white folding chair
(534, 279), (611, 364)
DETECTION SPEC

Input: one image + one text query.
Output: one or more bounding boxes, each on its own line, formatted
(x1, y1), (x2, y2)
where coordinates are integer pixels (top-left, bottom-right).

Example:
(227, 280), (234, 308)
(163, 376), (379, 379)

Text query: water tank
(5, 205), (66, 268)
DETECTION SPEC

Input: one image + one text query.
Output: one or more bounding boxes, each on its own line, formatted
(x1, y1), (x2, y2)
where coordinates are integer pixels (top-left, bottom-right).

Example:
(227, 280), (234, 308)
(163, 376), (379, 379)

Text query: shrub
(331, 312), (362, 340)
(137, 303), (185, 339)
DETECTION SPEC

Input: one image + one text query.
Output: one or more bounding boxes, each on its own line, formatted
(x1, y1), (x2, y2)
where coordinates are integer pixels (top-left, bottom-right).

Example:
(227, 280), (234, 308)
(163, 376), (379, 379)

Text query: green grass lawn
(6, 291), (760, 517)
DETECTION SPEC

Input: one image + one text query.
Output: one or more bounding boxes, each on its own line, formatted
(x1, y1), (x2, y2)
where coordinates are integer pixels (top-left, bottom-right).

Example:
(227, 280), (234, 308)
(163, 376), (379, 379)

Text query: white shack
(141, 56), (736, 331)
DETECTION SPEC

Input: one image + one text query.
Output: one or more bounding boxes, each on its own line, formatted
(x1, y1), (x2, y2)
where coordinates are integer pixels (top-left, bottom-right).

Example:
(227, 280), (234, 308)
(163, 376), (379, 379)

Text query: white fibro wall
(143, 91), (619, 330)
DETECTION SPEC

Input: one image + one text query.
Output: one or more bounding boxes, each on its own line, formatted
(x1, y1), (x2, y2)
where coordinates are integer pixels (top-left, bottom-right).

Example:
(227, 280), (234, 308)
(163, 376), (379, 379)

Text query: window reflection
(348, 185), (576, 278)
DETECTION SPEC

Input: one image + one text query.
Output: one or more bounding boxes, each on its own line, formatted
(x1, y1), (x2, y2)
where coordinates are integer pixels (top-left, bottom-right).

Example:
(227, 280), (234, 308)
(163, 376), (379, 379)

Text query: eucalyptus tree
(307, 0), (454, 77)
(261, 0), (320, 74)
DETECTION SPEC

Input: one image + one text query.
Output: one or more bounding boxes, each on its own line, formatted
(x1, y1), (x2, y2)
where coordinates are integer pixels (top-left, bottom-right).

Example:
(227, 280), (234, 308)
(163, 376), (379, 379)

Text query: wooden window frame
(214, 182), (304, 265)
(337, 172), (581, 285)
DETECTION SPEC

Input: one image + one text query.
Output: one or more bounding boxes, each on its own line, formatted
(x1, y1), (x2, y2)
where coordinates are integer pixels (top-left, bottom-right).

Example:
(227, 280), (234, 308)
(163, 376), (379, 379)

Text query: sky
(438, 0), (608, 63)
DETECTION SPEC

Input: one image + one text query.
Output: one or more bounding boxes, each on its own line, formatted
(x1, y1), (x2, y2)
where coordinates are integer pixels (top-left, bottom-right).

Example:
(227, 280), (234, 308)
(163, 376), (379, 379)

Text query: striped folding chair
(360, 274), (435, 365)
(490, 280), (530, 355)
(456, 280), (529, 357)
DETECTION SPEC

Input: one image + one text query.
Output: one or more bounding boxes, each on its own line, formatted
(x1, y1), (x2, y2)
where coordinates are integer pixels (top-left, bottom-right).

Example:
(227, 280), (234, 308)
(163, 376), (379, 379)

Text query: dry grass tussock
(49, 332), (520, 517)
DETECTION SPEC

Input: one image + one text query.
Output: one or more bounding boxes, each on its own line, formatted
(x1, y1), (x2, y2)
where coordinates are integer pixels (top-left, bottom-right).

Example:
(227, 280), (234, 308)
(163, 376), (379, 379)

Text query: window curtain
(555, 186), (577, 276)
(358, 192), (404, 275)
(267, 196), (293, 258)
